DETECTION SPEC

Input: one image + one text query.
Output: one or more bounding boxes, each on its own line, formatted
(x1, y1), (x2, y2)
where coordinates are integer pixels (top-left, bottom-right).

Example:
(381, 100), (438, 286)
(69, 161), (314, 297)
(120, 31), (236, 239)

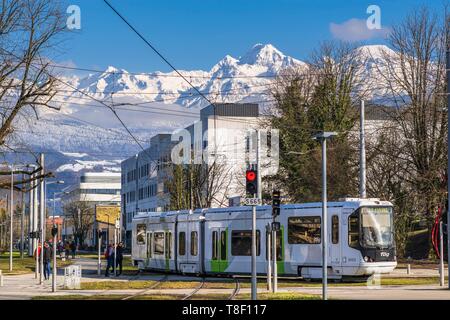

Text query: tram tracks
(121, 274), (169, 300)
(227, 277), (240, 300)
(181, 278), (205, 300)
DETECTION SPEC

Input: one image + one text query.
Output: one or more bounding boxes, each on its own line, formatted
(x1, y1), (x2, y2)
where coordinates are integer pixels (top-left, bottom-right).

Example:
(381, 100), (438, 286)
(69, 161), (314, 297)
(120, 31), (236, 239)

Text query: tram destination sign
(243, 198), (262, 206)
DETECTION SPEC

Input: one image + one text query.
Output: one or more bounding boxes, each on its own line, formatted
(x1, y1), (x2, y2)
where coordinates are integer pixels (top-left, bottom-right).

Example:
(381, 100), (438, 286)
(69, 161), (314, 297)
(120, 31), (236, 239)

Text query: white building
(121, 103), (264, 246)
(61, 172), (122, 246)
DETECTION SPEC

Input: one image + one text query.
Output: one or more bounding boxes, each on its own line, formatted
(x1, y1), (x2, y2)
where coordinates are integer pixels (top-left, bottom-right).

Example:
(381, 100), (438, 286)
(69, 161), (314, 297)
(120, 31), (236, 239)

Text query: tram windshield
(360, 207), (393, 248)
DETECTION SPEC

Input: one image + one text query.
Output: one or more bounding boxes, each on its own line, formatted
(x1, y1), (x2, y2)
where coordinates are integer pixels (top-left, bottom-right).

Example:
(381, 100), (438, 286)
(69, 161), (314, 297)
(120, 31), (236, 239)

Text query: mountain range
(8, 43), (397, 190)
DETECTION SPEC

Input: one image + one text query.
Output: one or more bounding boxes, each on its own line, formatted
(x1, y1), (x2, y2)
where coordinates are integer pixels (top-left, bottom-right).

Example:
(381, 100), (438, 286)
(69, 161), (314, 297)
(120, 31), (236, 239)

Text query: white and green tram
(131, 198), (397, 280)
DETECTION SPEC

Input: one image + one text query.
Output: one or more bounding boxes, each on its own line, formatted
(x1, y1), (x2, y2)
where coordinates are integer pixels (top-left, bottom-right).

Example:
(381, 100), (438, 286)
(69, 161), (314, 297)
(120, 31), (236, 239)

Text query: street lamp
(45, 180), (64, 293)
(313, 131), (338, 301)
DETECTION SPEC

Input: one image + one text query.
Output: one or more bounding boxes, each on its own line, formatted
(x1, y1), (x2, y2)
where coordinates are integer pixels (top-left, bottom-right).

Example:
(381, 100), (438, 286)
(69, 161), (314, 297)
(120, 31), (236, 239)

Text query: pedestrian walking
(57, 241), (62, 258)
(70, 241), (76, 259)
(116, 242), (124, 276)
(64, 241), (70, 259)
(104, 244), (114, 277)
(43, 242), (52, 280)
(34, 242), (42, 272)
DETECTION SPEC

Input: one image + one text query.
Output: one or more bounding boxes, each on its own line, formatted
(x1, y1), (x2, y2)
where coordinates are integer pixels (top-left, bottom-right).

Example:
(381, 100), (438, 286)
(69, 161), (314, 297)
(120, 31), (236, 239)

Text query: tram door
(211, 228), (227, 273)
(329, 213), (342, 273)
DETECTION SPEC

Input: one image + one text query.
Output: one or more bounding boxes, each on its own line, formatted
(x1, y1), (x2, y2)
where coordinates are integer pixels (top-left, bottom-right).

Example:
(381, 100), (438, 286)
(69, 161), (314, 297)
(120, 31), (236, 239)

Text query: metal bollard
(0, 270), (3, 287)
(407, 264), (411, 275)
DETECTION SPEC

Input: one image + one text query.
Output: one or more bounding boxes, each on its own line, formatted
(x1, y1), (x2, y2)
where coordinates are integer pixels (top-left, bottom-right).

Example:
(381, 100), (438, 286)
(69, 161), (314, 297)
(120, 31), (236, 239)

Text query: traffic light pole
(271, 190), (280, 293)
(266, 224), (272, 292)
(251, 130), (261, 300)
(272, 226), (277, 292)
(251, 205), (257, 300)
(52, 227), (57, 292)
(98, 230), (102, 275)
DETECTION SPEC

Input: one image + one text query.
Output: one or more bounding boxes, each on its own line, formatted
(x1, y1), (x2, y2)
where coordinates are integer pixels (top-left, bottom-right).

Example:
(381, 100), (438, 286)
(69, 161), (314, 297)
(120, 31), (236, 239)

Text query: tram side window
(348, 213), (359, 248)
(220, 231), (227, 260)
(288, 216), (321, 244)
(179, 232), (186, 256)
(212, 231), (218, 260)
(153, 232), (164, 255)
(266, 231), (282, 261)
(332, 215), (339, 244)
(191, 231), (198, 256)
(231, 230), (260, 256)
(136, 224), (146, 245)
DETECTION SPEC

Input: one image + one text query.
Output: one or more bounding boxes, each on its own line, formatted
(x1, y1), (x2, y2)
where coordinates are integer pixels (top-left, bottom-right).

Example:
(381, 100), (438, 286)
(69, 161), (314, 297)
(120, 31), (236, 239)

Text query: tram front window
(360, 207), (393, 248)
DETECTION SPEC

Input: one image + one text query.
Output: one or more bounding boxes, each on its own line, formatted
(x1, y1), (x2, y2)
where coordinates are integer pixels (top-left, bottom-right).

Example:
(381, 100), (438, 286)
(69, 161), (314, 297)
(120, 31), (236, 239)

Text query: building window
(288, 216), (321, 244)
(231, 230), (260, 256)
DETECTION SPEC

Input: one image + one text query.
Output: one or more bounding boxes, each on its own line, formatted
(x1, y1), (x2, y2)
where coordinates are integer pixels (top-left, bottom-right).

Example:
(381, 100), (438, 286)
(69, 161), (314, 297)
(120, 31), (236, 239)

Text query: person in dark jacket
(70, 241), (76, 259)
(43, 242), (52, 280)
(104, 244), (114, 277)
(115, 242), (124, 276)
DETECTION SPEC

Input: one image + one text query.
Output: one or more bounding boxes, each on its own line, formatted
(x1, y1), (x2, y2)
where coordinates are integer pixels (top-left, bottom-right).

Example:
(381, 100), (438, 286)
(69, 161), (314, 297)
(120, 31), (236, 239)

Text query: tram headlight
(363, 256), (369, 262)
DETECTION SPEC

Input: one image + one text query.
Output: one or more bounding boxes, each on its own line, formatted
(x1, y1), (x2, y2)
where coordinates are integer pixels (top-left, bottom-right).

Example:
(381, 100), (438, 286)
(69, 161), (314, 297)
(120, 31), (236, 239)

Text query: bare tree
(368, 8), (448, 257)
(63, 200), (95, 247)
(0, 0), (65, 188)
(264, 41), (366, 202)
(166, 157), (234, 210)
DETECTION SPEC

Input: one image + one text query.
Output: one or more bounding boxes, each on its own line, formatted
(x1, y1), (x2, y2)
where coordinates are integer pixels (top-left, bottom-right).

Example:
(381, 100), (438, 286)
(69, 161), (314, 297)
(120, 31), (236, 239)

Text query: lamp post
(45, 180), (64, 292)
(313, 131), (338, 301)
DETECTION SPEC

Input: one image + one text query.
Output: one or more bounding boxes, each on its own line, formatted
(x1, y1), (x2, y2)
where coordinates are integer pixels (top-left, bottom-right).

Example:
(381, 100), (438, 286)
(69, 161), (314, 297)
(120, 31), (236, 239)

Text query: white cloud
(330, 18), (390, 42)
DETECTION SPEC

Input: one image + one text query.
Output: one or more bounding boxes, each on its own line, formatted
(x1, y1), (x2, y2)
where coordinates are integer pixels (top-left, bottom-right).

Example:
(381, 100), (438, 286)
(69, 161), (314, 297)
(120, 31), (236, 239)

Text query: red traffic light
(246, 170), (256, 182)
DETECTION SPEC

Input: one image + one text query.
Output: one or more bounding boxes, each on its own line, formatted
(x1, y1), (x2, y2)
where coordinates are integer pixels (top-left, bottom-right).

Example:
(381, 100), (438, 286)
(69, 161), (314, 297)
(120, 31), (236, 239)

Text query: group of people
(59, 241), (77, 259)
(104, 242), (124, 277)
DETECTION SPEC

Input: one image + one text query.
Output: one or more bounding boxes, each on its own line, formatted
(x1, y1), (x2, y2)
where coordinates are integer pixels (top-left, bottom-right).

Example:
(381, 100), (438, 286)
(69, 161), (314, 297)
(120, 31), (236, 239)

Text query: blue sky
(58, 0), (443, 73)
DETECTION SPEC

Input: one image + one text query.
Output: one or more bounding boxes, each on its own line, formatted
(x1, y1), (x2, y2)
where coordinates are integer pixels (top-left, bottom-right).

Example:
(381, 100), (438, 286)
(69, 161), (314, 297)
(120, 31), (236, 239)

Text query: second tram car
(131, 198), (396, 279)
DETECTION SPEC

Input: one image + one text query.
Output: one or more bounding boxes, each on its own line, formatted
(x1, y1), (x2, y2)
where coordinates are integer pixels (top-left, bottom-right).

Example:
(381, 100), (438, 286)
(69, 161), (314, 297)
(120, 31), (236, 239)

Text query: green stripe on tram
(211, 228), (229, 272)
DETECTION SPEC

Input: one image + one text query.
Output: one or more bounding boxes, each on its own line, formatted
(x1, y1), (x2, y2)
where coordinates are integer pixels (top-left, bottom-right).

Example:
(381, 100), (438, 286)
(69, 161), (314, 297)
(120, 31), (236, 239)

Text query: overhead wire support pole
(446, 27), (450, 290)
(359, 100), (366, 199)
(39, 154), (45, 285)
(9, 165), (13, 272)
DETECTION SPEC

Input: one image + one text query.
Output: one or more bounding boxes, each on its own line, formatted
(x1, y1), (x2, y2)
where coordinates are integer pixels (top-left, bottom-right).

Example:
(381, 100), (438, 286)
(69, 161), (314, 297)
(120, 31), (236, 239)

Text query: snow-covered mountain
(9, 43), (396, 184)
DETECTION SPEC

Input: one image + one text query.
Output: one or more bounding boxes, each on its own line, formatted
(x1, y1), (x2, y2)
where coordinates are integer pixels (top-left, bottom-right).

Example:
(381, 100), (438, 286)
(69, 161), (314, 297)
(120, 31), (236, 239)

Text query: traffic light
(246, 169), (258, 196)
(272, 190), (281, 216)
